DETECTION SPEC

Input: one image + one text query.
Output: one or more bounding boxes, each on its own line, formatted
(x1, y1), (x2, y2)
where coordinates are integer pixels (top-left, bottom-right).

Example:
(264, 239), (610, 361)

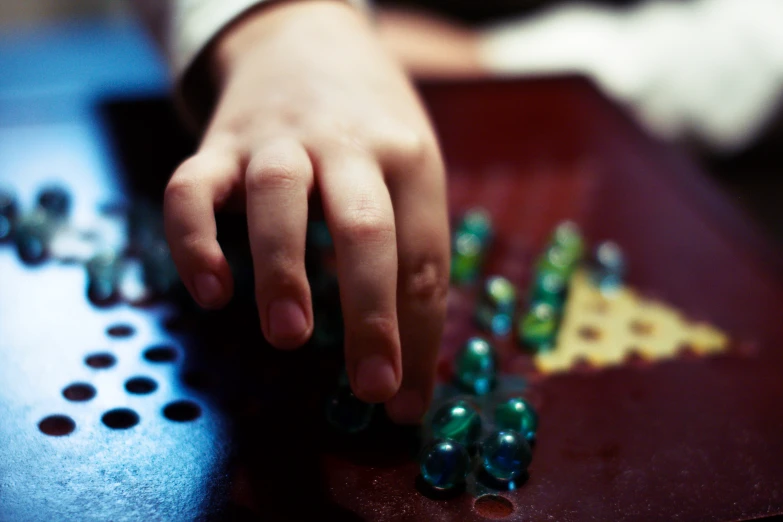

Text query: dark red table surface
(1, 76), (782, 522)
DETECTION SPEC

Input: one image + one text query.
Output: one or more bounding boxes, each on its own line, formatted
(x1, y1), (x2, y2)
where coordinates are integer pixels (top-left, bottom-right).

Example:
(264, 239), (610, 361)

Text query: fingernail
(386, 389), (425, 424)
(356, 355), (397, 402)
(194, 272), (222, 305)
(268, 298), (308, 342)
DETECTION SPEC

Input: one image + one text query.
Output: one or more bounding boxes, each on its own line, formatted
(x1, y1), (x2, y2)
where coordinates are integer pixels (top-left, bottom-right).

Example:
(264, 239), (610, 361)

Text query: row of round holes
(40, 323), (200, 436)
(39, 400), (201, 436)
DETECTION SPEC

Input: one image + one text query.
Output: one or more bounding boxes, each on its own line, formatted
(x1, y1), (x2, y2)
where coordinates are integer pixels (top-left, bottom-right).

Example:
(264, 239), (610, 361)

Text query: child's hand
(164, 0), (449, 423)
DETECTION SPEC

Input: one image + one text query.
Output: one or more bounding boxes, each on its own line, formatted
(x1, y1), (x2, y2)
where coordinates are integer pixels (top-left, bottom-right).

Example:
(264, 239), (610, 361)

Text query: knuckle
(245, 161), (302, 193)
(403, 256), (449, 311)
(337, 198), (395, 246)
(359, 312), (398, 341)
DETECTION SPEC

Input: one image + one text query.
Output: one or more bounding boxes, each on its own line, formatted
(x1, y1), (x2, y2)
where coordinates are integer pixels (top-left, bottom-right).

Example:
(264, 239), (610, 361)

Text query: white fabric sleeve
(169, 0), (369, 78)
(479, 0), (783, 152)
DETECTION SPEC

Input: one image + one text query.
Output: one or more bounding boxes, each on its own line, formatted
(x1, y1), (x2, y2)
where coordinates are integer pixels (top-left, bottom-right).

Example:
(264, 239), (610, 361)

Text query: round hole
(143, 345), (178, 363)
(38, 414), (76, 436)
(125, 376), (158, 395)
(163, 400), (201, 422)
(63, 383), (96, 401)
(474, 495), (514, 519)
(101, 408), (140, 429)
(182, 370), (211, 390)
(85, 353), (116, 369)
(107, 324), (135, 338)
(577, 325), (601, 341)
(629, 319), (654, 336)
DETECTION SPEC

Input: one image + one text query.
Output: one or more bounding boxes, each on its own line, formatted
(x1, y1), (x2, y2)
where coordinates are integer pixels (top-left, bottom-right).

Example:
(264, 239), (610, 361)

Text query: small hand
(164, 0), (450, 423)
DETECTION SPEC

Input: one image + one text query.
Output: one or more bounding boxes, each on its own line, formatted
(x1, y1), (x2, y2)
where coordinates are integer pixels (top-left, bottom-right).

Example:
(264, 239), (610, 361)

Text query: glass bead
(325, 385), (374, 433)
(550, 221), (584, 262)
(419, 440), (471, 490)
(86, 250), (122, 305)
(590, 241), (625, 293)
(142, 240), (179, 294)
(0, 189), (18, 242)
(458, 209), (492, 246)
(451, 231), (482, 284)
(430, 399), (482, 446)
(36, 185), (71, 221)
(14, 211), (53, 264)
(529, 270), (567, 309)
(306, 220), (333, 249)
(476, 276), (517, 336)
(495, 398), (538, 442)
(536, 245), (576, 279)
(481, 430), (532, 482)
(518, 302), (558, 352)
(454, 337), (497, 395)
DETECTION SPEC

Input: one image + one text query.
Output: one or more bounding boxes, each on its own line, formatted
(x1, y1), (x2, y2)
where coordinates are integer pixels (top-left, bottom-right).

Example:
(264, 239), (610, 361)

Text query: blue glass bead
(86, 251), (122, 305)
(36, 185), (71, 221)
(420, 440), (471, 490)
(476, 276), (517, 336)
(481, 430), (532, 482)
(495, 398), (538, 442)
(454, 337), (497, 395)
(0, 189), (18, 242)
(590, 241), (625, 293)
(325, 385), (374, 433)
(430, 400), (482, 446)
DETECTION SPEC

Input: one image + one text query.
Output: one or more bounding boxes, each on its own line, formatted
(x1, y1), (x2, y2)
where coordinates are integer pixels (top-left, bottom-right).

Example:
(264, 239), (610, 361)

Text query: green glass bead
(550, 221), (584, 261)
(482, 276), (516, 314)
(518, 302), (558, 351)
(536, 245), (576, 278)
(455, 337), (497, 395)
(475, 276), (517, 336)
(481, 430), (532, 482)
(430, 400), (482, 446)
(420, 440), (471, 490)
(450, 231), (483, 284)
(495, 397), (538, 442)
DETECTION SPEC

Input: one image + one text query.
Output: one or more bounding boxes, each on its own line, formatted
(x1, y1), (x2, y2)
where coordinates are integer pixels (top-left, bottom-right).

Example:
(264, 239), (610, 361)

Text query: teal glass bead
(306, 220), (333, 249)
(419, 440), (471, 490)
(36, 185), (71, 221)
(590, 241), (625, 293)
(0, 189), (18, 242)
(142, 240), (180, 295)
(451, 209), (492, 285)
(454, 337), (497, 395)
(86, 250), (122, 306)
(476, 276), (517, 336)
(481, 430), (532, 482)
(430, 400), (482, 446)
(518, 302), (558, 352)
(495, 397), (538, 442)
(14, 210), (54, 265)
(325, 385), (374, 433)
(459, 209), (492, 245)
(529, 270), (567, 309)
